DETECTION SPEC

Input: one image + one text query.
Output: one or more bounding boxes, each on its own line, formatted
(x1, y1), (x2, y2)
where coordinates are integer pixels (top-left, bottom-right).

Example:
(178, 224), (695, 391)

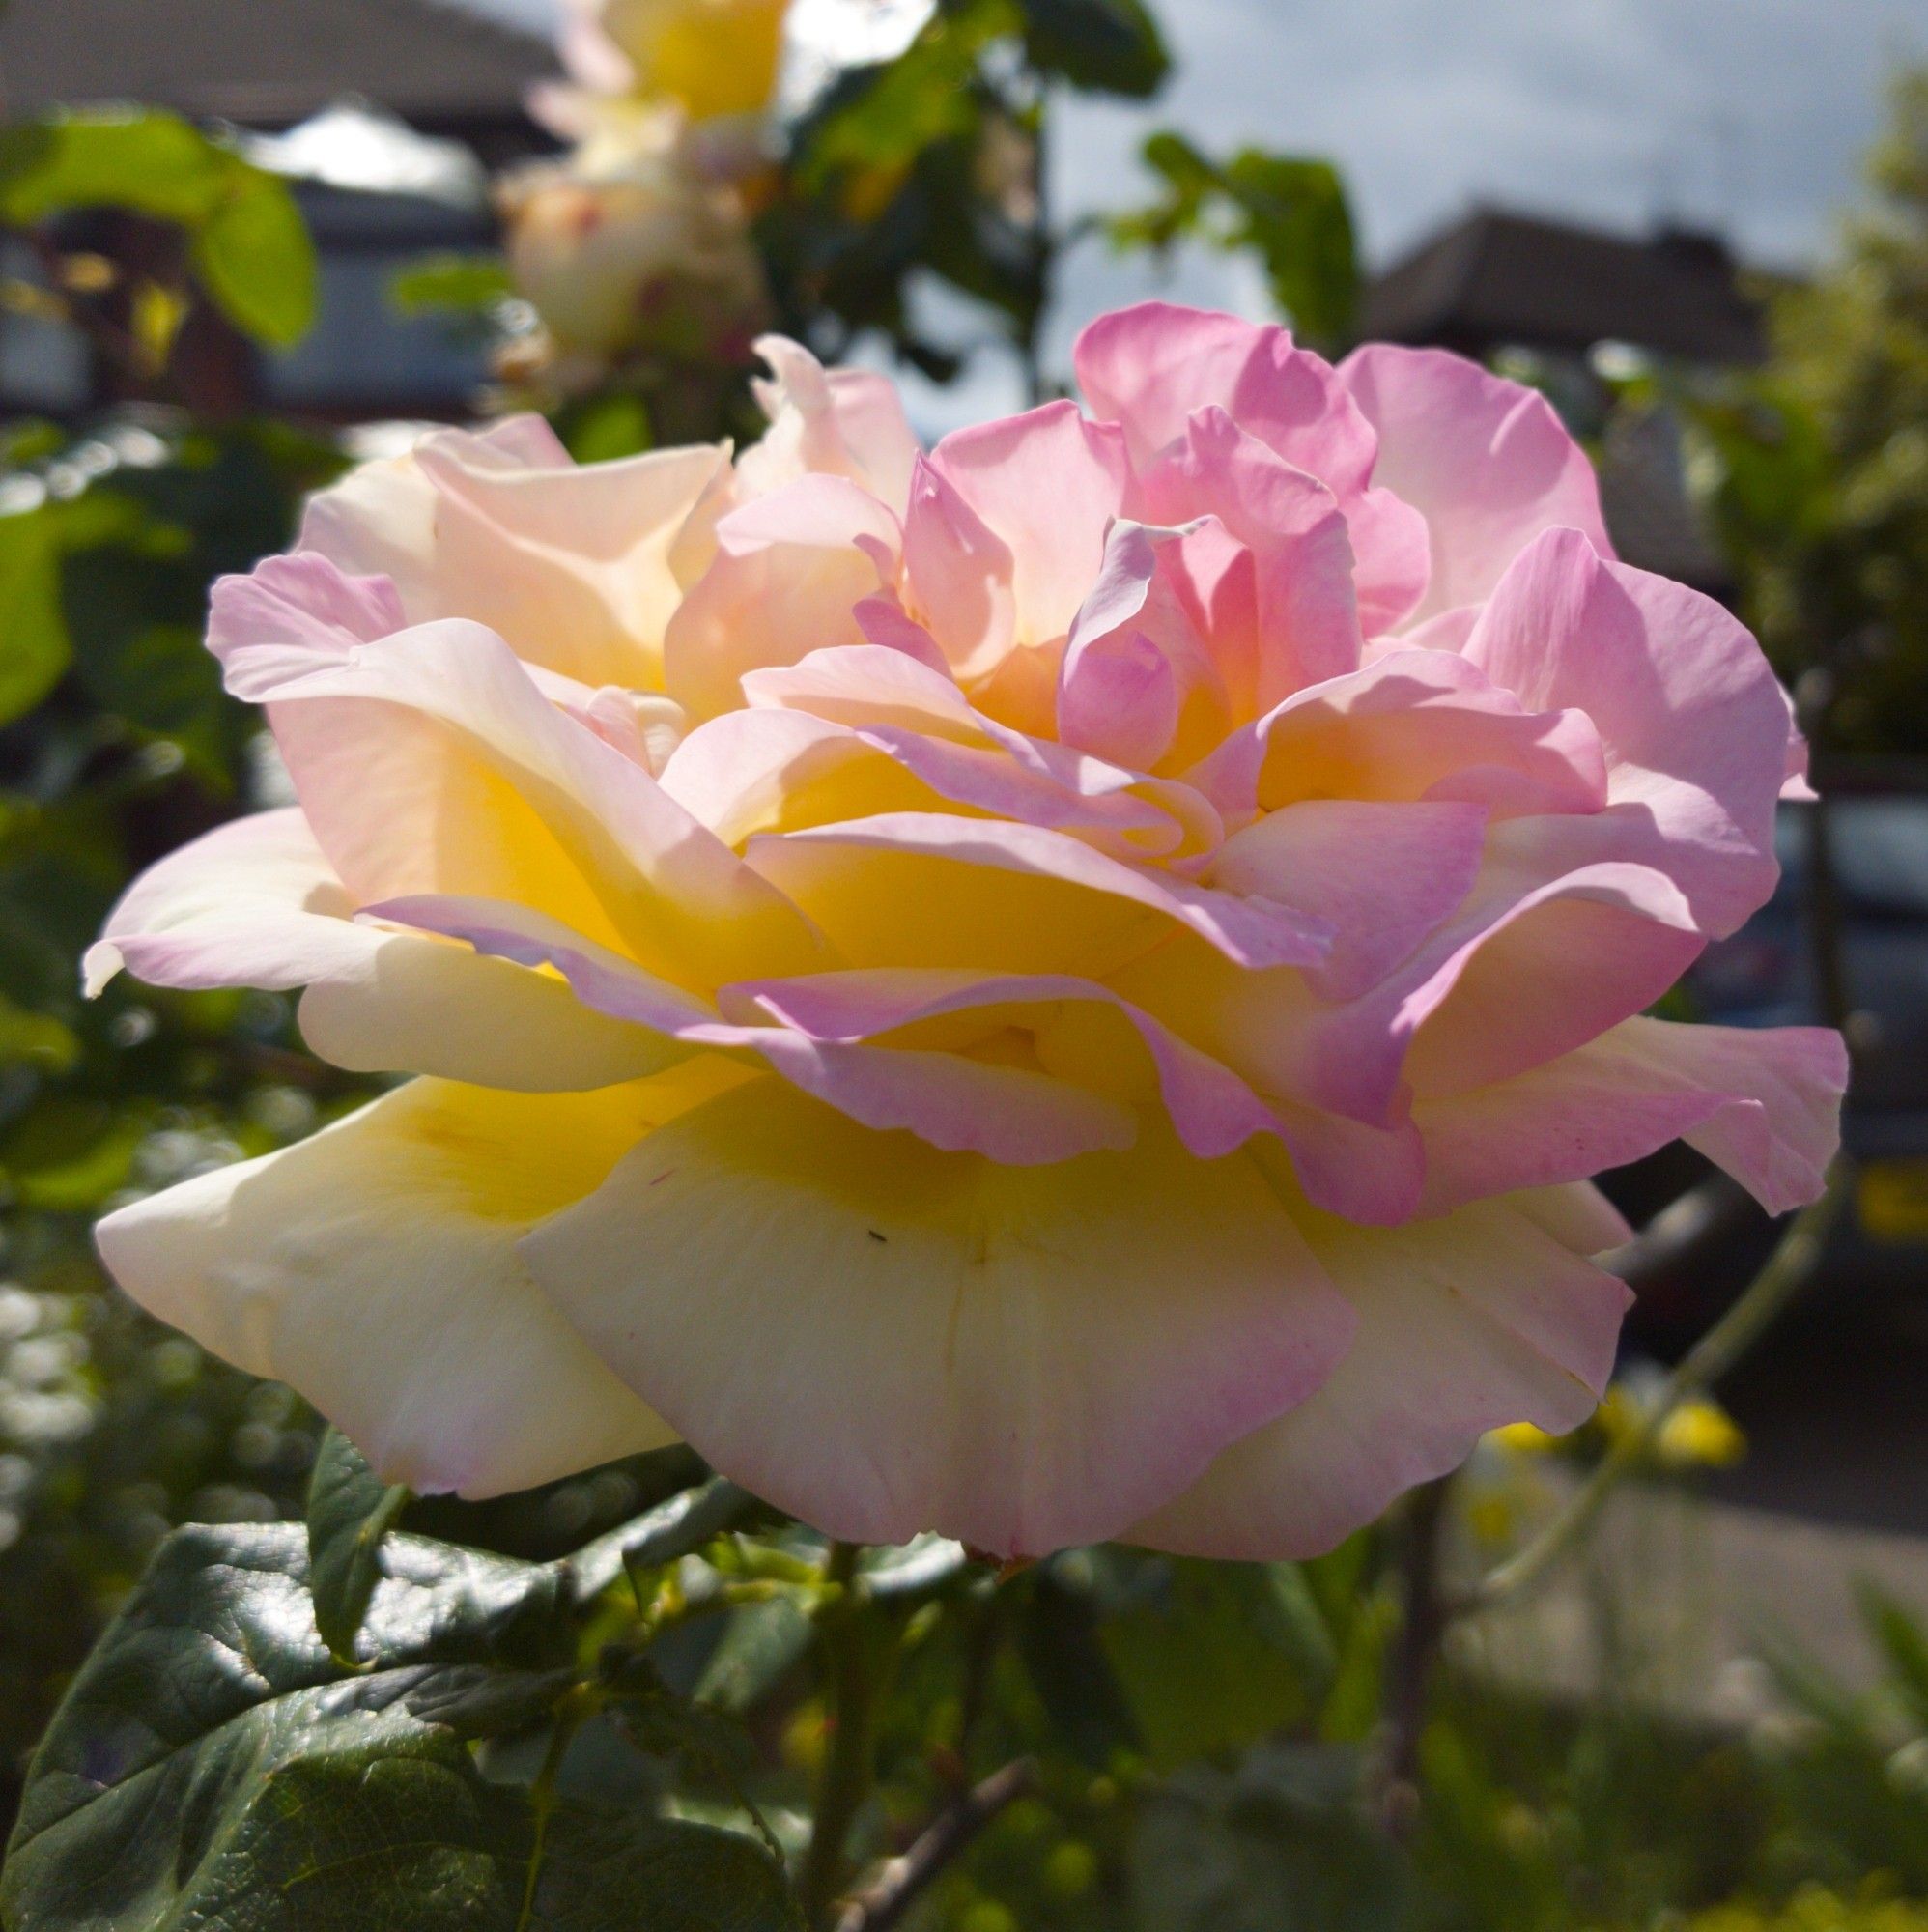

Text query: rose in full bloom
(90, 304), (1847, 1560)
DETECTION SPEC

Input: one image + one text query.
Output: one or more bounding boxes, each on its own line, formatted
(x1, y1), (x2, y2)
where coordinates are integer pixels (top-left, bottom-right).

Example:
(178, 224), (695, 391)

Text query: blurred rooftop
(0, 0), (561, 155)
(1362, 205), (1770, 365)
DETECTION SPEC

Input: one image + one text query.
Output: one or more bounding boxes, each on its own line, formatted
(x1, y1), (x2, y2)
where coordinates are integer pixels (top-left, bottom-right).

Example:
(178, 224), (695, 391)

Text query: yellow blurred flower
(1655, 1396), (1747, 1470)
(602, 0), (791, 123)
(1489, 1420), (1565, 1457)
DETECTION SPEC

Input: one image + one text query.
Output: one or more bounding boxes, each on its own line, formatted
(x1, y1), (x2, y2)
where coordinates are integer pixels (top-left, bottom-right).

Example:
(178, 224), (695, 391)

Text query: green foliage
(389, 251), (514, 320)
(0, 1505), (794, 1931)
(0, 512), (68, 729)
(306, 1427), (411, 1662)
(1016, 0), (1169, 98)
(1112, 133), (1359, 349)
(0, 110), (318, 348)
(1687, 66), (1928, 753)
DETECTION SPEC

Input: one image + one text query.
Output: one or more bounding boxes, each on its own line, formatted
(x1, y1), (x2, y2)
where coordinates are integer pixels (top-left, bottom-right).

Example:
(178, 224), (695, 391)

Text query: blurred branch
(800, 1542), (878, 1930)
(1378, 1475), (1452, 1836)
(1449, 1163), (1853, 1621)
(834, 1759), (1036, 1932)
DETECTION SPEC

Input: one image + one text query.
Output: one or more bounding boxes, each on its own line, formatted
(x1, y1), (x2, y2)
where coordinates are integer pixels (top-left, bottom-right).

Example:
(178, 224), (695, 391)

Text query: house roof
(1361, 207), (1768, 365)
(0, 0), (561, 130)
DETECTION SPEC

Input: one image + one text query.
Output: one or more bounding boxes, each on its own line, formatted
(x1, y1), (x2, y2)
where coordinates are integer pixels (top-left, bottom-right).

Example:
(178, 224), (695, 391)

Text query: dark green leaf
(308, 1426), (411, 1662)
(1101, 1561), (1311, 1773)
(1019, 0), (1170, 97)
(1219, 151), (1358, 346)
(791, 0), (1007, 189)
(2, 1518), (794, 1930)
(1130, 1742), (1412, 1932)
(527, 1806), (795, 1932)
(1016, 1565), (1140, 1769)
(403, 1665), (580, 1740)
(0, 1521), (566, 1930)
(567, 1478), (753, 1602)
(0, 507), (70, 725)
(1857, 1581), (1928, 1735)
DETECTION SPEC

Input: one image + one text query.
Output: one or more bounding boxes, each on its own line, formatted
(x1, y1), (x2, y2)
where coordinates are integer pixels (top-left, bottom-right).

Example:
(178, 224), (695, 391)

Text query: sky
(458, 0), (1927, 416)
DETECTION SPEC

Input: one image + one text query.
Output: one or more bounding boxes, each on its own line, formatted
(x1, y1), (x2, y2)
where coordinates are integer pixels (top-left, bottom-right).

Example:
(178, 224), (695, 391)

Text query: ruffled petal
(86, 810), (682, 1092)
(1413, 1015), (1848, 1215)
(96, 1076), (704, 1497)
(1464, 527), (1792, 936)
(523, 1076), (1355, 1555)
(208, 553), (405, 700)
(367, 897), (1140, 1165)
(925, 401), (1130, 650)
(1338, 343), (1613, 626)
(1133, 407), (1362, 703)
(745, 811), (1331, 972)
(664, 477), (901, 722)
(264, 621), (821, 987)
(1130, 1188), (1630, 1559)
(1190, 648), (1607, 826)
(740, 333), (921, 512)
(300, 417), (722, 689)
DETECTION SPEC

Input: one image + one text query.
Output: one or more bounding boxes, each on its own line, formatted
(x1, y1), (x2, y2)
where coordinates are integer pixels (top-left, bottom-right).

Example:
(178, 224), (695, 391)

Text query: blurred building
(1363, 206), (1773, 596)
(0, 0), (563, 418)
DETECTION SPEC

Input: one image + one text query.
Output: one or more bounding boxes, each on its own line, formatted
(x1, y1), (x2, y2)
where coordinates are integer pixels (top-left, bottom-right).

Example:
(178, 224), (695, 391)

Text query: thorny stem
(835, 1759), (1037, 1932)
(799, 1543), (877, 1930)
(1450, 1165), (1852, 1620)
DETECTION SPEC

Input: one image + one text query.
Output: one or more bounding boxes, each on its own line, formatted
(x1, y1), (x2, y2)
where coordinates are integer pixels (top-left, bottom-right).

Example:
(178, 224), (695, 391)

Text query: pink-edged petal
(1058, 617), (1181, 775)
(850, 594), (954, 675)
(411, 435), (728, 688)
(86, 808), (369, 998)
(97, 1077), (691, 1498)
(301, 419), (722, 690)
(725, 967), (1274, 1159)
(728, 966), (1425, 1221)
(298, 414), (567, 583)
(1134, 407), (1363, 703)
(371, 896), (1138, 1165)
(1116, 849), (1700, 1131)
(1339, 343), (1613, 626)
(1207, 798), (1488, 1000)
(266, 620), (821, 988)
(1074, 302), (1429, 635)
(925, 401), (1130, 649)
(745, 811), (1331, 972)
(744, 644), (1225, 864)
(1130, 1188), (1631, 1559)
(1464, 527), (1793, 936)
(740, 333), (921, 512)
(664, 476), (902, 721)
(743, 640), (980, 740)
(1075, 301), (1374, 490)
(207, 553), (405, 700)
(900, 452), (1018, 679)
(682, 659), (1195, 858)
(1190, 647), (1607, 826)
(85, 810), (683, 1091)
(524, 1075), (1355, 1556)
(1414, 1016), (1848, 1216)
